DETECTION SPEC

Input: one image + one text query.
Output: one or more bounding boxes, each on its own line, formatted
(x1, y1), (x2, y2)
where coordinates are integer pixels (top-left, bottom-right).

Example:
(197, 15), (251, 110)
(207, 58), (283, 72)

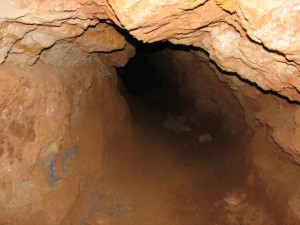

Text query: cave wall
(108, 0), (300, 101)
(0, 23), (135, 224)
(1, 0), (299, 100)
(0, 0), (299, 162)
(146, 48), (300, 164)
(0, 0), (300, 224)
(144, 48), (300, 223)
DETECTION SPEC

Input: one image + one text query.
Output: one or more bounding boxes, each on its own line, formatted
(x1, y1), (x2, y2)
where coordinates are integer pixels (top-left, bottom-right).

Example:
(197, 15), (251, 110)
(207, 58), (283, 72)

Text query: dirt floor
(82, 84), (278, 225)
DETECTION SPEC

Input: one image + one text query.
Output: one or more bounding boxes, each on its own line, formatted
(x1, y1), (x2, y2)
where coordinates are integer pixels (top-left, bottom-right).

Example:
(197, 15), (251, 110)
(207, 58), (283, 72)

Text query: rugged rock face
(0, 20), (135, 224)
(143, 48), (300, 223)
(0, 0), (300, 224)
(1, 0), (299, 99)
(111, 0), (300, 100)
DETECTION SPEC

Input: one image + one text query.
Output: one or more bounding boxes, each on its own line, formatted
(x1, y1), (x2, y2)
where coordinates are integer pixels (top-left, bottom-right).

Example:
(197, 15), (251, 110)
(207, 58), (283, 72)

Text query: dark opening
(117, 48), (180, 114)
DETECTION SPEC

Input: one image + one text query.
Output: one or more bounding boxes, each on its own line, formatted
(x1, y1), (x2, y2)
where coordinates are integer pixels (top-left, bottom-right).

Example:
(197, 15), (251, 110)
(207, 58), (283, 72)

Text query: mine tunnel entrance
(92, 43), (278, 225)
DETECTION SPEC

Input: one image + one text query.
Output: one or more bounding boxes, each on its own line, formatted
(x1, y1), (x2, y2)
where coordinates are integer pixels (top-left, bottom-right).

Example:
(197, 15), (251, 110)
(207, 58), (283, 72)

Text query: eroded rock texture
(143, 48), (300, 223)
(0, 21), (135, 224)
(1, 0), (299, 101)
(0, 0), (300, 224)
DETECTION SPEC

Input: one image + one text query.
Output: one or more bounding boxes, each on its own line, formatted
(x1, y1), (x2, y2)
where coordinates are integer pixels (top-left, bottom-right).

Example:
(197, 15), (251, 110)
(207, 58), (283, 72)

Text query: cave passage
(92, 45), (277, 225)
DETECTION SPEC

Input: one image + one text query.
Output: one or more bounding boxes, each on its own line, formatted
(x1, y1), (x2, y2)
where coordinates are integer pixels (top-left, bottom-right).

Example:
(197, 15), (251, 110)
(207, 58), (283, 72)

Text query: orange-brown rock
(0, 0), (300, 224)
(0, 0), (299, 101)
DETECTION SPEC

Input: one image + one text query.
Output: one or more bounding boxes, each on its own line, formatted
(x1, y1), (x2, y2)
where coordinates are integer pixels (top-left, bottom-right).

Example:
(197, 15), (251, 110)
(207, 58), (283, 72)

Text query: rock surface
(0, 19), (134, 224)
(0, 0), (300, 224)
(145, 48), (300, 223)
(0, 0), (299, 102)
(101, 0), (300, 101)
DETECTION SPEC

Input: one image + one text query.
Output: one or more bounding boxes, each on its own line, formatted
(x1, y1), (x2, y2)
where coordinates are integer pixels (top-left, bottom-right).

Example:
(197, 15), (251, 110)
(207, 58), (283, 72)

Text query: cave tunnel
(1, 2), (300, 225)
(103, 41), (274, 225)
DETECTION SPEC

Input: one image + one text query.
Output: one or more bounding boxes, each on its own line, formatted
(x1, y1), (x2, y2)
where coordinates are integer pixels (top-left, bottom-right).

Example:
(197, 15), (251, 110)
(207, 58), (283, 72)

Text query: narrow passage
(87, 50), (276, 225)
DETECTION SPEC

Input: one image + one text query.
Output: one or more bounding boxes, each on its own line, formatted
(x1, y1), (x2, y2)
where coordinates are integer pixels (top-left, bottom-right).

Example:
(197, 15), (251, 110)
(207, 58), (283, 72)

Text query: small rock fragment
(198, 134), (212, 143)
(224, 197), (240, 206)
(163, 114), (192, 133)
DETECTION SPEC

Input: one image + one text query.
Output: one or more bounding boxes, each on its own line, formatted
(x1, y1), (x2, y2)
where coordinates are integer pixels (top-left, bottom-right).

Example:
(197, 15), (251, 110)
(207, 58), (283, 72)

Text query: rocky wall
(106, 0), (300, 100)
(146, 47), (300, 164)
(0, 0), (300, 223)
(1, 0), (299, 100)
(1, 0), (299, 162)
(0, 23), (135, 224)
(145, 48), (300, 222)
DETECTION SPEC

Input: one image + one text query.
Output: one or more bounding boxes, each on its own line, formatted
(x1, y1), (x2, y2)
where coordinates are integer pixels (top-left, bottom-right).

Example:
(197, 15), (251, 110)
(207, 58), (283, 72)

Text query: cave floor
(89, 94), (276, 225)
